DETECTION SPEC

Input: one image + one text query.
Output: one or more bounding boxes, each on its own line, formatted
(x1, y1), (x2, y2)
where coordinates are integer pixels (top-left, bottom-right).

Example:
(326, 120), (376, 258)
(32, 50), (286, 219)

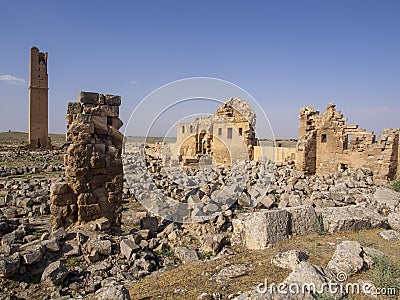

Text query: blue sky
(0, 1), (399, 138)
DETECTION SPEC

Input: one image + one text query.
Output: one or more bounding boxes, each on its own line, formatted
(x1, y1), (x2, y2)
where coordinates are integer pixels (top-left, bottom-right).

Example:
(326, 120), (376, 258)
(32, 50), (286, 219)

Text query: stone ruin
(49, 92), (124, 232)
(28, 46), (51, 149)
(295, 103), (400, 183)
(173, 97), (257, 166)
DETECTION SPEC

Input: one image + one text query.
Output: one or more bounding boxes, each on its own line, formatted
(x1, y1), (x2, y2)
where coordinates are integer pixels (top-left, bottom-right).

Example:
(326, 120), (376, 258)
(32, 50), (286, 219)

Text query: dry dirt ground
(128, 229), (400, 300)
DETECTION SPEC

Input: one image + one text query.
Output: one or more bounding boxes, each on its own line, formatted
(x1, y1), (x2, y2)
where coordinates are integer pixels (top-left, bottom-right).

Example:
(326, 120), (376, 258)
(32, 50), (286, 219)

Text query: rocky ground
(0, 136), (399, 299)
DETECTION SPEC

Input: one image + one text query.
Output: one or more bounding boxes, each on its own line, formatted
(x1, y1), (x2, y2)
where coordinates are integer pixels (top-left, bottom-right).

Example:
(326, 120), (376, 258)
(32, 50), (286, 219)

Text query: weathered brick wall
(174, 97), (257, 165)
(296, 103), (400, 182)
(49, 92), (124, 232)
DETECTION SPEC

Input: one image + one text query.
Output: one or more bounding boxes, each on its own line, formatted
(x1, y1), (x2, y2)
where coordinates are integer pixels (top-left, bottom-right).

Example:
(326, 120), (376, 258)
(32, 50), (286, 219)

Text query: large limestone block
(77, 91), (99, 104)
(232, 209), (290, 250)
(282, 261), (342, 299)
(327, 241), (365, 276)
(316, 205), (386, 233)
(369, 187), (400, 213)
(284, 205), (318, 235)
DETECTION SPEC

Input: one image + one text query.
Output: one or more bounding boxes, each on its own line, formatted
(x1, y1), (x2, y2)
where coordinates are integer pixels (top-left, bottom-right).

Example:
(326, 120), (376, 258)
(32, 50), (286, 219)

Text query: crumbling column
(49, 92), (124, 232)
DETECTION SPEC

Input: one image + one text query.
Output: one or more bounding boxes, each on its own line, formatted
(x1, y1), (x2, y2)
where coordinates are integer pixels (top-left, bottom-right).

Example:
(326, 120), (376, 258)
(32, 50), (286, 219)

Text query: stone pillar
(49, 92), (124, 232)
(29, 46), (50, 149)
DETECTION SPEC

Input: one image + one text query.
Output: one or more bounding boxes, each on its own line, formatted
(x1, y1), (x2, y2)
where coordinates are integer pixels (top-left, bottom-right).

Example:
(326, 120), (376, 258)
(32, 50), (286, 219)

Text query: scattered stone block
(175, 246), (198, 264)
(87, 239), (112, 256)
(94, 282), (131, 300)
(120, 239), (140, 260)
(271, 250), (309, 271)
(327, 241), (365, 276)
(41, 260), (68, 286)
(317, 205), (386, 233)
(0, 253), (20, 277)
(232, 209), (290, 250)
(284, 205), (318, 235)
(21, 244), (43, 265)
(41, 238), (60, 252)
(140, 216), (158, 234)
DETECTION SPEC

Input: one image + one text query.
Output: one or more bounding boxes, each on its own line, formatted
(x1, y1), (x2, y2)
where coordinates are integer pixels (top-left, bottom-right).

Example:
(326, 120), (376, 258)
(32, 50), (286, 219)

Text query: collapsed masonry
(49, 92), (124, 232)
(174, 97), (257, 166)
(295, 103), (400, 183)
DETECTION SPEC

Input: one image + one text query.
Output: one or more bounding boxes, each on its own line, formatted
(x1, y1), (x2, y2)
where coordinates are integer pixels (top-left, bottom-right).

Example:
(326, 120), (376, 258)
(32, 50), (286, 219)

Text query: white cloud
(131, 81), (137, 84)
(0, 74), (26, 86)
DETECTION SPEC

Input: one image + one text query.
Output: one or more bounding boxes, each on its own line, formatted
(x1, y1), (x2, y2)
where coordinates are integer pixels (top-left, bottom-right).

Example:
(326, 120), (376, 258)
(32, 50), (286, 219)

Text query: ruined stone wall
(173, 97), (256, 165)
(49, 92), (124, 232)
(296, 103), (400, 182)
(254, 146), (296, 163)
(28, 47), (50, 149)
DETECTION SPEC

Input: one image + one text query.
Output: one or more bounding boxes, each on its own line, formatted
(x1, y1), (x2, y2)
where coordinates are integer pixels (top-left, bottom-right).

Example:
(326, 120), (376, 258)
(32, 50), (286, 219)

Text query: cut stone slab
(316, 205), (386, 233)
(369, 187), (400, 213)
(120, 239), (140, 260)
(51, 227), (67, 241)
(41, 260), (68, 286)
(140, 216), (158, 234)
(199, 233), (226, 255)
(282, 261), (342, 299)
(232, 209), (290, 250)
(21, 245), (43, 265)
(87, 239), (112, 256)
(284, 205), (318, 235)
(327, 241), (365, 276)
(41, 238), (60, 252)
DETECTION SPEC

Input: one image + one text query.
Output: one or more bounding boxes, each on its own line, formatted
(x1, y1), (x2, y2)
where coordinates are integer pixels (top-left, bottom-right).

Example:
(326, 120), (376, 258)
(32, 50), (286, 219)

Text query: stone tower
(29, 46), (49, 148)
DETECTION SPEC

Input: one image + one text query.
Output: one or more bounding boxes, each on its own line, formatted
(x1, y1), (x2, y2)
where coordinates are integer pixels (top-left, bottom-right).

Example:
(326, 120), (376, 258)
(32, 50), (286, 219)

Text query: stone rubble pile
(127, 152), (378, 214)
(0, 139), (399, 298)
(49, 92), (124, 232)
(0, 150), (64, 178)
(0, 178), (52, 218)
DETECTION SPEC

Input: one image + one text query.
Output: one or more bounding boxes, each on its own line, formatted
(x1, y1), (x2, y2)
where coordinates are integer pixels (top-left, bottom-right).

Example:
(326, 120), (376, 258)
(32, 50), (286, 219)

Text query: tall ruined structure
(175, 97), (257, 165)
(295, 103), (400, 183)
(29, 46), (49, 148)
(49, 92), (124, 232)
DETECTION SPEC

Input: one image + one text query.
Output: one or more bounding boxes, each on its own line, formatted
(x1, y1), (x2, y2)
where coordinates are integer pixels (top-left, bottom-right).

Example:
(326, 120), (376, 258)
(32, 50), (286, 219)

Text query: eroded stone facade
(174, 97), (257, 165)
(295, 103), (400, 182)
(49, 92), (124, 232)
(28, 46), (50, 149)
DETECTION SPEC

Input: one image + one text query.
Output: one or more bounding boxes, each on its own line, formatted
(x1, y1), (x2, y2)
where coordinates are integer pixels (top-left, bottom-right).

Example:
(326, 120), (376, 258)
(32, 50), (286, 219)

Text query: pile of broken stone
(0, 150), (64, 177)
(2, 158), (400, 295)
(1, 91), (400, 299)
(1, 157), (400, 299)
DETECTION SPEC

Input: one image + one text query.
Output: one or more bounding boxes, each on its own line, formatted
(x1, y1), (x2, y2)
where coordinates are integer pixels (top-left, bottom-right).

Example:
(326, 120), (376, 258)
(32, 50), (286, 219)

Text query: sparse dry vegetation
(128, 230), (400, 300)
